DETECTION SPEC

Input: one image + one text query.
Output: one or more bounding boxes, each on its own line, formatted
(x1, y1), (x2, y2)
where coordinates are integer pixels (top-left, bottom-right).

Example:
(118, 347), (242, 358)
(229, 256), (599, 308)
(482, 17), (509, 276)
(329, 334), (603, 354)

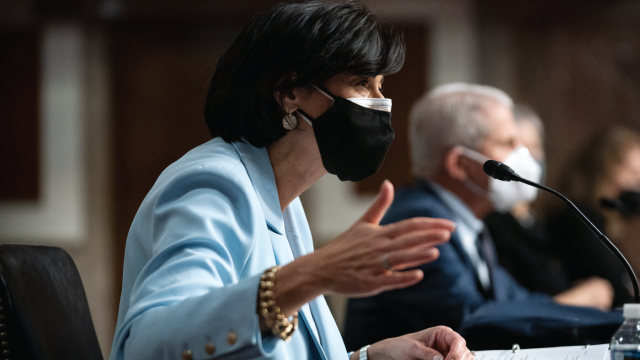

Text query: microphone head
(600, 191), (640, 215)
(483, 160), (519, 181)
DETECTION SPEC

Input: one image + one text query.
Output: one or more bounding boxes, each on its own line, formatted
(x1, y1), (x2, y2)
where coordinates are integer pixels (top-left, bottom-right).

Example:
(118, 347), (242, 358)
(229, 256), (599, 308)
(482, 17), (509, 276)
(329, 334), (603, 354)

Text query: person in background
(484, 105), (611, 298)
(549, 127), (640, 308)
(344, 83), (617, 350)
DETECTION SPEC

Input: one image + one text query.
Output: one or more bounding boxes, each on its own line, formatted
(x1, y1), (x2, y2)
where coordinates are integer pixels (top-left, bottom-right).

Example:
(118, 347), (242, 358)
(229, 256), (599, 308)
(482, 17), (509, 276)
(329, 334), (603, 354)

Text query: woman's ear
(444, 146), (469, 181)
(273, 88), (301, 113)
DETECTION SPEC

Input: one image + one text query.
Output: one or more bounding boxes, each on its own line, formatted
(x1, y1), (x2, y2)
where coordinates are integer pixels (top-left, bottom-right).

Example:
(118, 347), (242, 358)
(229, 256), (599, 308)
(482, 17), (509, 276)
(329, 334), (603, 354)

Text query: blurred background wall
(2, 0), (640, 357)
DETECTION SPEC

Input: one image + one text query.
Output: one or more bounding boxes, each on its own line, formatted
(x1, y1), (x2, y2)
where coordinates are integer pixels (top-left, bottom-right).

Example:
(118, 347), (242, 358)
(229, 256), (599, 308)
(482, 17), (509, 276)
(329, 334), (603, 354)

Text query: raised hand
(308, 180), (455, 297)
(274, 180), (455, 316)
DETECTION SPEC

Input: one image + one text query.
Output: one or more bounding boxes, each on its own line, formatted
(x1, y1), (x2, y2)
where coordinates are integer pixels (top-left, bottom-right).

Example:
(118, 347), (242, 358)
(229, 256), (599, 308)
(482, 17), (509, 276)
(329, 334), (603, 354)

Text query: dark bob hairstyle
(204, 0), (405, 148)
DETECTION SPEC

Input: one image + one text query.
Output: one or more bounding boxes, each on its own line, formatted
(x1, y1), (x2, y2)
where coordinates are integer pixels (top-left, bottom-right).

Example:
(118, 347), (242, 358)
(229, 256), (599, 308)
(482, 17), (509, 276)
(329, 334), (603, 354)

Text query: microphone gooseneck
(483, 160), (640, 304)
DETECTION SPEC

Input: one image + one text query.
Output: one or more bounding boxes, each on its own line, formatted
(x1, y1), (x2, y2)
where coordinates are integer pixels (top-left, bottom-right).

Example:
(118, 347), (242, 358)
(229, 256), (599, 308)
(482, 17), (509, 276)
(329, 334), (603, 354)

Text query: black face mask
(297, 87), (394, 182)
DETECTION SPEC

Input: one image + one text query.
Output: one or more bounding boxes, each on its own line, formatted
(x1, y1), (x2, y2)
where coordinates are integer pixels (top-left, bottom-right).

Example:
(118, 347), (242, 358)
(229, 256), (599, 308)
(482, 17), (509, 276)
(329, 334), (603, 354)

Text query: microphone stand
(515, 174), (640, 304)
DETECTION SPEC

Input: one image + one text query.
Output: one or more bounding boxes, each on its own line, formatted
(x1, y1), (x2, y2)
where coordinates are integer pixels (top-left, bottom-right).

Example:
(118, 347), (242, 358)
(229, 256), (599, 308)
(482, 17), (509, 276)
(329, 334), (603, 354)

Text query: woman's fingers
(386, 247), (440, 271)
(317, 181), (456, 298)
(409, 327), (472, 360)
(383, 229), (450, 254)
(411, 347), (445, 360)
(431, 327), (471, 360)
(366, 326), (471, 360)
(445, 337), (472, 360)
(359, 180), (394, 225)
(375, 269), (425, 292)
(384, 217), (456, 239)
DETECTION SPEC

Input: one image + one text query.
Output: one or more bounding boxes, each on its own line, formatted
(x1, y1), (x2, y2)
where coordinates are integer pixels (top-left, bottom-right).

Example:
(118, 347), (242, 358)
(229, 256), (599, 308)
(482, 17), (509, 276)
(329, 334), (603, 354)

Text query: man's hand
(554, 276), (614, 311)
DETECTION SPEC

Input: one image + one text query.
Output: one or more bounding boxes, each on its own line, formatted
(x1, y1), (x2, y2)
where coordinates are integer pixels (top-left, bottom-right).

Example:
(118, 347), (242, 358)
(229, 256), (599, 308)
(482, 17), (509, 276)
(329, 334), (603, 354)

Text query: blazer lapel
(449, 233), (478, 275)
(418, 180), (490, 296)
(232, 141), (285, 236)
(281, 206), (324, 350)
(233, 143), (329, 359)
(308, 296), (348, 360)
(418, 181), (477, 271)
(267, 230), (327, 360)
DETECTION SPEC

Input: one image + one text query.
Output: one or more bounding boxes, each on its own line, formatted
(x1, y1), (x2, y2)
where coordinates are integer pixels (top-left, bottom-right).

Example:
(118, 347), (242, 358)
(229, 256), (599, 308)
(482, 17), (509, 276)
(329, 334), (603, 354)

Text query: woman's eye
(378, 87), (384, 93)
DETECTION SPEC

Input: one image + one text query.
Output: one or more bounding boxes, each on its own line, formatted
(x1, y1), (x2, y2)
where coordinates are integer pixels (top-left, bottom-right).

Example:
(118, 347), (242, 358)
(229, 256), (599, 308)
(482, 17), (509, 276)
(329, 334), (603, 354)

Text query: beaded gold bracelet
(258, 265), (298, 341)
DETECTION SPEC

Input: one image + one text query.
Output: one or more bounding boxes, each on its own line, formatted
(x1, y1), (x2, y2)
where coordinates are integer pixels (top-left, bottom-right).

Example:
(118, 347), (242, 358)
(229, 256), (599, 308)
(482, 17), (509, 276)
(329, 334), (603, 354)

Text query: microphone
(483, 160), (519, 182)
(483, 160), (640, 303)
(600, 191), (640, 215)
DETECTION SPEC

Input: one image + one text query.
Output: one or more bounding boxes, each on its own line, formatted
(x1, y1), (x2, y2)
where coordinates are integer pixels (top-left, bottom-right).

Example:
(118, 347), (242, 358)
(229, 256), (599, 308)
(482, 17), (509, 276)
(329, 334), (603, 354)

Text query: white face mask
(300, 86), (393, 125)
(460, 146), (542, 212)
(346, 97), (392, 112)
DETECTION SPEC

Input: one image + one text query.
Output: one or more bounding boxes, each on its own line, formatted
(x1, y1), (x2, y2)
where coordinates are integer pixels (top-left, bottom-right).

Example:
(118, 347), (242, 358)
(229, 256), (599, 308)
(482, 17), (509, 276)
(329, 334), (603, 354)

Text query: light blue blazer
(109, 138), (349, 360)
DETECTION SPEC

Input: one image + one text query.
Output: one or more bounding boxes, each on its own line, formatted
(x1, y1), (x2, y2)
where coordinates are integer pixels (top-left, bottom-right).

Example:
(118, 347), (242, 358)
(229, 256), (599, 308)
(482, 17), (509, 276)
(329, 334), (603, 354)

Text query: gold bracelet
(258, 266), (298, 341)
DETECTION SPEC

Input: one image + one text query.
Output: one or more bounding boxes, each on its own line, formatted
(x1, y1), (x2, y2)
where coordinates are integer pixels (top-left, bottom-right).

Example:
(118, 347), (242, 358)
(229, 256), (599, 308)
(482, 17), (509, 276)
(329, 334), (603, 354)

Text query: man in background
(344, 83), (615, 350)
(485, 105), (577, 296)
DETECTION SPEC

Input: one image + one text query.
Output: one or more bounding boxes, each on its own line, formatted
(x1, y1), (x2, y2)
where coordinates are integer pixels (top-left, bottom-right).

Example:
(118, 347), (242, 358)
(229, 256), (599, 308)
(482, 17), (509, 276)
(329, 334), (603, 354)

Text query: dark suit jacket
(343, 180), (622, 350)
(548, 205), (634, 307)
(484, 211), (572, 295)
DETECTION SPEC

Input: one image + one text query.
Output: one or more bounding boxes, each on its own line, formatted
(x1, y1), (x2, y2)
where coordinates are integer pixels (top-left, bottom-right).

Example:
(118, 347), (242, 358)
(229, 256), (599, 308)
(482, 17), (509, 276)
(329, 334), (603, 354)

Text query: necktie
(476, 227), (496, 299)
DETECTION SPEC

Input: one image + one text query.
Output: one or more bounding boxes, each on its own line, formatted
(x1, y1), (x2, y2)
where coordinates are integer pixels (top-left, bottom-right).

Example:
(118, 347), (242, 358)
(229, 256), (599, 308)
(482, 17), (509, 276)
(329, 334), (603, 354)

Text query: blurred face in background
(507, 117), (545, 219)
(459, 100), (519, 200)
(612, 146), (640, 194)
(516, 119), (545, 163)
(477, 101), (520, 163)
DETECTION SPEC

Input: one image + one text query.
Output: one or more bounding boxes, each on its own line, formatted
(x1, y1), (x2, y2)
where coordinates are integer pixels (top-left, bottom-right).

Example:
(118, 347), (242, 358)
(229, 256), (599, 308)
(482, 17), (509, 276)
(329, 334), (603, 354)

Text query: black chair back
(0, 244), (103, 360)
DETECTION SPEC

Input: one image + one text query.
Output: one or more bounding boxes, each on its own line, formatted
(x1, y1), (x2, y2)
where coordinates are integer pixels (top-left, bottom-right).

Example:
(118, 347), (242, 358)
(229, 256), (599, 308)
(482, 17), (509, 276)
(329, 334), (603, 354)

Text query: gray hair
(513, 104), (544, 144)
(409, 82), (514, 177)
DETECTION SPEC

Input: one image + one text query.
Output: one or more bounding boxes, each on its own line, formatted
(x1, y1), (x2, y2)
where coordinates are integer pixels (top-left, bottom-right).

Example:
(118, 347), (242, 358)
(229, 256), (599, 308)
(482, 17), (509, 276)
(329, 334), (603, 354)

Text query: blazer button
(227, 332), (237, 345)
(205, 342), (216, 355)
(181, 350), (192, 360)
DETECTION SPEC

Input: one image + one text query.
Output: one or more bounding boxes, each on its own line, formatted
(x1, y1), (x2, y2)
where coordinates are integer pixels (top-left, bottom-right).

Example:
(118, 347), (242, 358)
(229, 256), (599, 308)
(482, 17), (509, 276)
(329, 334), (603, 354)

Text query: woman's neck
(267, 129), (327, 212)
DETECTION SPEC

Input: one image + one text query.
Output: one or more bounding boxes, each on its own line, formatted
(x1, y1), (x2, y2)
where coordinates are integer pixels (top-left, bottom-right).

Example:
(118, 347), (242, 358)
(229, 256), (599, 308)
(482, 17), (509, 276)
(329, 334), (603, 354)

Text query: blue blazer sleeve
(110, 147), (282, 360)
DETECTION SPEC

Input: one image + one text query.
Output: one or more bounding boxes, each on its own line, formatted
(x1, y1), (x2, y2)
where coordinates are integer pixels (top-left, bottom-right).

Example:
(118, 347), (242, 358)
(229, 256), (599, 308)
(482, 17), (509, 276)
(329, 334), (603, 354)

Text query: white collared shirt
(430, 182), (492, 291)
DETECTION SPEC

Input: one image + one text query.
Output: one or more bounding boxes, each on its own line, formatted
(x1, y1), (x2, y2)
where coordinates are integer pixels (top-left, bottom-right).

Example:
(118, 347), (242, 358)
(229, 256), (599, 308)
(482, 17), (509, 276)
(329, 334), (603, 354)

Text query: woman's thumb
(359, 180), (394, 225)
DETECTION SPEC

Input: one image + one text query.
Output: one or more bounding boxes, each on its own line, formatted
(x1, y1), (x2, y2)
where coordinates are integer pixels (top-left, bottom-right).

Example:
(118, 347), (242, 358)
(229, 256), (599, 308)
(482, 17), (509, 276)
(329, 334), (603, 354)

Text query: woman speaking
(109, 1), (472, 359)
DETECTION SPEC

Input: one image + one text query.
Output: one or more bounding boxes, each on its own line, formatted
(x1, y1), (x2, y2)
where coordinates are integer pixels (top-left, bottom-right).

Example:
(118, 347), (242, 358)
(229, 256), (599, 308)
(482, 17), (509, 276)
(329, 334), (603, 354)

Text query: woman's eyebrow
(350, 74), (367, 82)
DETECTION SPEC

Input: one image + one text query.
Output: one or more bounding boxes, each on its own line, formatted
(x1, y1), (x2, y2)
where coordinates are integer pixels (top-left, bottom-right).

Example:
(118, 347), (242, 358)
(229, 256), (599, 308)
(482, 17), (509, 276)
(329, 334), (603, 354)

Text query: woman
(549, 126), (640, 307)
(109, 2), (472, 359)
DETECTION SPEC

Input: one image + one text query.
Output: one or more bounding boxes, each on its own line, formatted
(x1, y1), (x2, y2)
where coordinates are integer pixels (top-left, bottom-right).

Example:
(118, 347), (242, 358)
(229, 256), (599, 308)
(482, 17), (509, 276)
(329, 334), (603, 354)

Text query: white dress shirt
(430, 182), (492, 291)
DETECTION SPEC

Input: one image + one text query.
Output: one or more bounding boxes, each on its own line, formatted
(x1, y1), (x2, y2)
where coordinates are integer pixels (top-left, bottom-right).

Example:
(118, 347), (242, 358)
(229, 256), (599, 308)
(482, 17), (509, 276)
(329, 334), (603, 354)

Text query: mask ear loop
(462, 178), (491, 199)
(455, 146), (492, 198)
(296, 110), (313, 126)
(312, 85), (335, 102)
(458, 146), (491, 164)
(296, 85), (336, 127)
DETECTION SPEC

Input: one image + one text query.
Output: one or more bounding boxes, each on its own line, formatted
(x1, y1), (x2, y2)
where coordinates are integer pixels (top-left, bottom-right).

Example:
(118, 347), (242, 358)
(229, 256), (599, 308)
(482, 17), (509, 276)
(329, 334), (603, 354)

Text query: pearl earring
(282, 110), (297, 130)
